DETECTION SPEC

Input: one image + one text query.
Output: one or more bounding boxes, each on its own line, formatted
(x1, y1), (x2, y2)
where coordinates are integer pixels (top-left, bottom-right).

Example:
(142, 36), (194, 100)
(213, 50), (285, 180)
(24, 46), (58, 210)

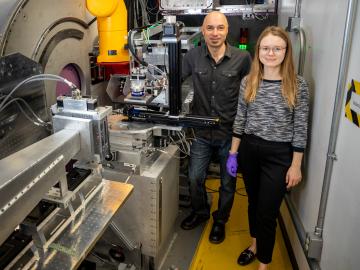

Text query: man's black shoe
(209, 222), (225, 244)
(237, 247), (256, 266)
(180, 213), (209, 230)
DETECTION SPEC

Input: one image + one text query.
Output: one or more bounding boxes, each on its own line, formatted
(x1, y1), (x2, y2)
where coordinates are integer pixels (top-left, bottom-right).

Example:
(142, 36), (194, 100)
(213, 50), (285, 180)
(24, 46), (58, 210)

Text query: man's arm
(242, 52), (252, 79)
(182, 51), (193, 81)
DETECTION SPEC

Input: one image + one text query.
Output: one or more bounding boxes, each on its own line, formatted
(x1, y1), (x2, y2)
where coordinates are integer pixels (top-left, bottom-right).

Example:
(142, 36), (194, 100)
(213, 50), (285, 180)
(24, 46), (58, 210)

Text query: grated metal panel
(160, 0), (213, 10)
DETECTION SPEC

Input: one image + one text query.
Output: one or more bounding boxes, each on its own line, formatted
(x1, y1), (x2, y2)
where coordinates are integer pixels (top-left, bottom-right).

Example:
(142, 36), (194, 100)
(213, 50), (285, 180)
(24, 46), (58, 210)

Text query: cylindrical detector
(87, 0), (129, 63)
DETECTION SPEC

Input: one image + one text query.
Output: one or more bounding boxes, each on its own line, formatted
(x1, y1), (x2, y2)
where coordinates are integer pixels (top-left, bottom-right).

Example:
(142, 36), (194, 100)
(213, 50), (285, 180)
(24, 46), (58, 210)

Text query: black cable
(124, 0), (133, 30)
(205, 185), (219, 193)
(206, 185), (247, 196)
(127, 17), (166, 67)
(128, 29), (148, 66)
(87, 17), (97, 27)
(205, 172), (248, 197)
(235, 175), (248, 196)
(235, 188), (247, 196)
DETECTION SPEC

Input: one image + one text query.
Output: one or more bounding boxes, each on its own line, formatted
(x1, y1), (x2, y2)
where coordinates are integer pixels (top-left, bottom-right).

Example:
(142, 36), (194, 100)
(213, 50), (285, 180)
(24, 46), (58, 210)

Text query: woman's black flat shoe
(237, 247), (256, 266)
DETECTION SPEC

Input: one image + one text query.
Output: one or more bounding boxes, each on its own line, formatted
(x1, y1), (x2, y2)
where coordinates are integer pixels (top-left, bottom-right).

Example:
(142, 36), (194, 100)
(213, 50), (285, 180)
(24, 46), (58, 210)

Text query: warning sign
(345, 80), (360, 127)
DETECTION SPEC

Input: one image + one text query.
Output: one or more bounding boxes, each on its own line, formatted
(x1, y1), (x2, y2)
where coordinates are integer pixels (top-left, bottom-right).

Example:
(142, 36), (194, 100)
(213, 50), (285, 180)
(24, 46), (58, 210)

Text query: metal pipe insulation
(289, 26), (307, 76)
(297, 27), (306, 76)
(315, 0), (358, 236)
(286, 0), (306, 76)
(294, 0), (302, 17)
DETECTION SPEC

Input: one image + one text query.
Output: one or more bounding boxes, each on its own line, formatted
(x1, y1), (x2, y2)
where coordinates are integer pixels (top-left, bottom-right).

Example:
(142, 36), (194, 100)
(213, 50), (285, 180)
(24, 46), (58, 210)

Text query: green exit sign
(238, 44), (247, 50)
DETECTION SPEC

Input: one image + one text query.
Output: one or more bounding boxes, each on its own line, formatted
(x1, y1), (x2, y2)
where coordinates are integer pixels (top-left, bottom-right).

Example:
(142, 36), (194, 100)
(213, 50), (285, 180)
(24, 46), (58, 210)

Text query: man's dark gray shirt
(182, 44), (251, 140)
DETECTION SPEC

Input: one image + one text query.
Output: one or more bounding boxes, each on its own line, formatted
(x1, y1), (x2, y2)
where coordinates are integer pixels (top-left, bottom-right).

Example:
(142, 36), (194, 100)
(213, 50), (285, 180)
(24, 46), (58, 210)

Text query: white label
(350, 92), (360, 114)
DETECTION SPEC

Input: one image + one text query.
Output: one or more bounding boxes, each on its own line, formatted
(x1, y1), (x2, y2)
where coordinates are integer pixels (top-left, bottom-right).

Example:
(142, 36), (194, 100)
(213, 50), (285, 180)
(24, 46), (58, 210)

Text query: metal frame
(0, 129), (80, 246)
(159, 0), (277, 15)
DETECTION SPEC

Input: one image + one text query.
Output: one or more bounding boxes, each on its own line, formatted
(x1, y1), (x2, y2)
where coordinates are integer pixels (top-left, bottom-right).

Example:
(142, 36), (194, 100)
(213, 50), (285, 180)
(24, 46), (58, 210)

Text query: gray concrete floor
(158, 207), (206, 270)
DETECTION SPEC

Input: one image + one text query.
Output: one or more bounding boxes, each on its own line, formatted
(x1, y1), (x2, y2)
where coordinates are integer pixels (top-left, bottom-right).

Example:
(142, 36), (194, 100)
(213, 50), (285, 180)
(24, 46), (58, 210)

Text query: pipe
(315, 0), (358, 237)
(294, 0), (302, 17)
(291, 26), (306, 76)
(297, 28), (306, 76)
(287, 0), (306, 75)
(285, 196), (321, 270)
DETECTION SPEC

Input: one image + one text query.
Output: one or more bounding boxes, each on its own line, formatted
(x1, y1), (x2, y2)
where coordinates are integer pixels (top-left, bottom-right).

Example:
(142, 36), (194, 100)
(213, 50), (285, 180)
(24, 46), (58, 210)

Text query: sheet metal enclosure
(52, 105), (112, 162)
(103, 141), (179, 268)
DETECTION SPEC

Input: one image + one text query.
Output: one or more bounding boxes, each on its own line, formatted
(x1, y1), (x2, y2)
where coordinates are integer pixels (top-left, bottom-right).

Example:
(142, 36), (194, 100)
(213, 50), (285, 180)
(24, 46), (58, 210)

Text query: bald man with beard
(181, 11), (251, 244)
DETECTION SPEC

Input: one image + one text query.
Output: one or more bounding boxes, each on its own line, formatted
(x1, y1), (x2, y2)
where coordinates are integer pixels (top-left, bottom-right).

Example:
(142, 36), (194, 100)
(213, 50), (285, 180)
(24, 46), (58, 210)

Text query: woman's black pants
(239, 134), (292, 264)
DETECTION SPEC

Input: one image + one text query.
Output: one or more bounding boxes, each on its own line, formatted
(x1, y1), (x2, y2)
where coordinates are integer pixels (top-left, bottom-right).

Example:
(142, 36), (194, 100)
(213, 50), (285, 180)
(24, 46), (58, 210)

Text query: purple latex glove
(226, 152), (238, 177)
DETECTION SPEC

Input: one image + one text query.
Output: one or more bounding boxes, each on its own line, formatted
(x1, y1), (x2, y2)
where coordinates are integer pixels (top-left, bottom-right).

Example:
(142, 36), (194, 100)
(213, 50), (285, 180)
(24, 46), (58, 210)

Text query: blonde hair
(244, 26), (297, 108)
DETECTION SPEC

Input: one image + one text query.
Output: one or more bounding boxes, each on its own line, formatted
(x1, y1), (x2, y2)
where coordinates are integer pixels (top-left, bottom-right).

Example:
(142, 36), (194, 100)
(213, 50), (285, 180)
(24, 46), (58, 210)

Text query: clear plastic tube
(0, 74), (77, 111)
(0, 97), (48, 127)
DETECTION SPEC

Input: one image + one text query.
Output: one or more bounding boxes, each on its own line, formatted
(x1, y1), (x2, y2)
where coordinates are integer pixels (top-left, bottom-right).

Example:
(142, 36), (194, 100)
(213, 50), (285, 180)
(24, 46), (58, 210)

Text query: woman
(226, 26), (309, 270)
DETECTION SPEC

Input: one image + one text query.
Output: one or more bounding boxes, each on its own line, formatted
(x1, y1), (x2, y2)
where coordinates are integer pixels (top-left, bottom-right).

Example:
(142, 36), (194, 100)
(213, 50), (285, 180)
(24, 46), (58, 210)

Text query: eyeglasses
(259, 46), (287, 54)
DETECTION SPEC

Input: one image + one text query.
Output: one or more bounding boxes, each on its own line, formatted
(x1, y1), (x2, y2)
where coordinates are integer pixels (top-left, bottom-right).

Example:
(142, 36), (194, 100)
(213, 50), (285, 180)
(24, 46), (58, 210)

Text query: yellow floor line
(189, 176), (293, 270)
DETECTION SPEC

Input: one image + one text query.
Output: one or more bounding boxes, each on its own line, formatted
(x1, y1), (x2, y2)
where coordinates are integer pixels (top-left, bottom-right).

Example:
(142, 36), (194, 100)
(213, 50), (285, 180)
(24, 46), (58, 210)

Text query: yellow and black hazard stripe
(345, 79), (360, 127)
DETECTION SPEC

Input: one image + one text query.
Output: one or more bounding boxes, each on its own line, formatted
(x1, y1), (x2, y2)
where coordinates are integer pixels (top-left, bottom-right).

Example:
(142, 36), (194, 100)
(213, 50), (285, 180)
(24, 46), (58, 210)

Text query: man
(181, 11), (251, 244)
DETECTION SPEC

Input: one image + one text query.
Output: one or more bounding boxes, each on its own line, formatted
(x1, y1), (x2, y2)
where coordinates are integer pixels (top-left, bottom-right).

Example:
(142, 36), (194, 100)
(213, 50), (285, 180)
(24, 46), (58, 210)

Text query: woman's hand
(286, 152), (304, 188)
(286, 165), (302, 188)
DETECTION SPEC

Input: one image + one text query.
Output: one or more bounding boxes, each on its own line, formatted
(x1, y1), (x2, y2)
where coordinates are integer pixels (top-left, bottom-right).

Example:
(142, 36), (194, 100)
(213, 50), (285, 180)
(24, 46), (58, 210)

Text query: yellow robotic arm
(86, 0), (129, 63)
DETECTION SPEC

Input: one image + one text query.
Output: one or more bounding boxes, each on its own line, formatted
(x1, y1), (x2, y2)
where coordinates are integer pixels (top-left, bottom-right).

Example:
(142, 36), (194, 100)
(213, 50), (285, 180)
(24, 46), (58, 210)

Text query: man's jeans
(188, 137), (236, 224)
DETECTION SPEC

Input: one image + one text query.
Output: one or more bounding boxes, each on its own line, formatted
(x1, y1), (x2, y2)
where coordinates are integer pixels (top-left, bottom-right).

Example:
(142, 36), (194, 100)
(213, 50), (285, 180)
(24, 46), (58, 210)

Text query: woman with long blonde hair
(226, 26), (309, 270)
